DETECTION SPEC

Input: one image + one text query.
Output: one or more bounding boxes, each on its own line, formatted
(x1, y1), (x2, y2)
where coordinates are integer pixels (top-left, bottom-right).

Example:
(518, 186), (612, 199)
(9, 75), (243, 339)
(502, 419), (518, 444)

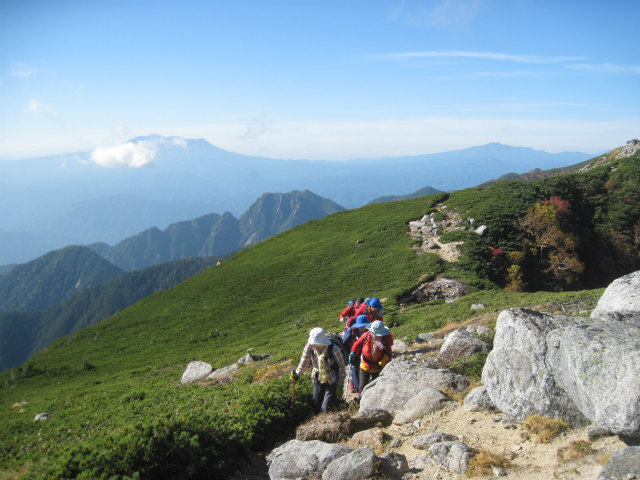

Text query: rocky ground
(354, 401), (625, 480)
(335, 334), (627, 480)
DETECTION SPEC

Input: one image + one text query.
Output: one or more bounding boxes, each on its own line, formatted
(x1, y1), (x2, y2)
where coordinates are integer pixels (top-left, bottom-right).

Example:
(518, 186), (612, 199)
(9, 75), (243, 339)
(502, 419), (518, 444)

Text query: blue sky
(1, 0), (639, 161)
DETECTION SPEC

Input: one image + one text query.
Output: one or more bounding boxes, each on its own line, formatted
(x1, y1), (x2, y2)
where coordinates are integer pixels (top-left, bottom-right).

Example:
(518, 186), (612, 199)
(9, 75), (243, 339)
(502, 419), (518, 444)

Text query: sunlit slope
(32, 197), (443, 375)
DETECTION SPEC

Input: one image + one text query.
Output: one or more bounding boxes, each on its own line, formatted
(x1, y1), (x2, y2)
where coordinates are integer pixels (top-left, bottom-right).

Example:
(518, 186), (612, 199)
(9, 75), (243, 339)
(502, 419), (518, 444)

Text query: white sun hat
(308, 327), (332, 345)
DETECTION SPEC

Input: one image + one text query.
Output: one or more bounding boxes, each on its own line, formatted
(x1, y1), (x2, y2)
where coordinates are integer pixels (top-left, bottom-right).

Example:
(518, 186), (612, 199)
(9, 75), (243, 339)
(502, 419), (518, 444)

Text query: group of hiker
(291, 297), (393, 413)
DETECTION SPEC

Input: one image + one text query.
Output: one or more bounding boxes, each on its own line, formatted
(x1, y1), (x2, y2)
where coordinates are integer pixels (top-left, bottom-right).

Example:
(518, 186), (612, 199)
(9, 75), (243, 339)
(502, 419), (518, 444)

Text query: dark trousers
(313, 378), (337, 413)
(349, 364), (360, 392)
(358, 369), (380, 394)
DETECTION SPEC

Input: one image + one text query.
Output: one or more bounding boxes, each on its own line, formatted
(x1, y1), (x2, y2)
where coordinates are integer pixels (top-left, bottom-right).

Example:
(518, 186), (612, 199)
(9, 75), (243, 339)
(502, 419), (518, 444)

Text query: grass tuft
(557, 440), (595, 461)
(466, 449), (512, 477)
(522, 415), (570, 444)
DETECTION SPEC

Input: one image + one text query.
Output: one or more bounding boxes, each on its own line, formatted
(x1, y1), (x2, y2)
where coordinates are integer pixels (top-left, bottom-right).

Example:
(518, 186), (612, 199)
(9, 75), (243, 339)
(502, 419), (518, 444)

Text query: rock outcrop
(436, 328), (490, 364)
(463, 385), (497, 412)
(482, 308), (589, 425)
(590, 269), (640, 321)
(321, 447), (378, 480)
(392, 387), (455, 425)
(266, 440), (352, 480)
(547, 320), (640, 437)
(484, 269), (640, 436)
(598, 446), (640, 480)
(359, 358), (469, 416)
(180, 361), (213, 384)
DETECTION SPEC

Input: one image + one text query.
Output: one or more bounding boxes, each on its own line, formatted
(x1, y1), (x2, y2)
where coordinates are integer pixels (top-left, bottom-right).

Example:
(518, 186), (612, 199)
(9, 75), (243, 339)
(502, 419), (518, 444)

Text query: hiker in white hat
(292, 327), (346, 413)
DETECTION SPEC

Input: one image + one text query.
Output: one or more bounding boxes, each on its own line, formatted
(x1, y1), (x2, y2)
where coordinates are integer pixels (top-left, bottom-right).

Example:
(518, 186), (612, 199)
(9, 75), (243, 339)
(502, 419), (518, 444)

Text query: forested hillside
(0, 246), (123, 312)
(0, 257), (220, 371)
(0, 146), (637, 478)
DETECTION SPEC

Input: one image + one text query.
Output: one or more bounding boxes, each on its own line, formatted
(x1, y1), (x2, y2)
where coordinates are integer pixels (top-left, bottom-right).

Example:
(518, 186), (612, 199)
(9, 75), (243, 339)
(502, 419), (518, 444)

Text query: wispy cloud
(241, 115), (268, 140)
(12, 62), (36, 78)
(374, 50), (586, 64)
(474, 70), (550, 79)
(391, 0), (483, 30)
(567, 62), (640, 75)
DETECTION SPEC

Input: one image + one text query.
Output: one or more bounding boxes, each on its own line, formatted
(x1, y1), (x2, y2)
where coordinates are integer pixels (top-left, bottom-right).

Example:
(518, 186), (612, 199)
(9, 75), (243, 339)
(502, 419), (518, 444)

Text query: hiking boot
(349, 382), (356, 393)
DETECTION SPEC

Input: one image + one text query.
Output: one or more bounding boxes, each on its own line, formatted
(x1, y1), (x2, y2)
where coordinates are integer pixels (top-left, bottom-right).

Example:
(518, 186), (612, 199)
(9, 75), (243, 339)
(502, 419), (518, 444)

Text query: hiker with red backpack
(342, 314), (370, 393)
(349, 319), (393, 398)
(345, 296), (381, 330)
(338, 299), (356, 325)
(353, 297), (370, 317)
(291, 327), (346, 413)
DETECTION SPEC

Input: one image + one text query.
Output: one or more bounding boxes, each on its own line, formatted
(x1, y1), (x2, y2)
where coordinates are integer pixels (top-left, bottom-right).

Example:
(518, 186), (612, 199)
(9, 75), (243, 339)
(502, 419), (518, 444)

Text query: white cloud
(27, 99), (53, 117)
(374, 50), (586, 64)
(90, 141), (158, 168)
(170, 137), (187, 148)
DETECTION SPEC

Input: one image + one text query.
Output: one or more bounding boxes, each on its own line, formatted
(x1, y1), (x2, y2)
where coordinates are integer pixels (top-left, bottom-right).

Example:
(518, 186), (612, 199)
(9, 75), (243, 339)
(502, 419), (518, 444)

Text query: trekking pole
(344, 363), (351, 401)
(345, 368), (351, 401)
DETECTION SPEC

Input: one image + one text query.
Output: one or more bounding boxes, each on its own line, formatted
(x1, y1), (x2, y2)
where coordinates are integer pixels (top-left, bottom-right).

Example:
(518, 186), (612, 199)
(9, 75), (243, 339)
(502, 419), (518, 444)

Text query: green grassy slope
(1, 150), (638, 478)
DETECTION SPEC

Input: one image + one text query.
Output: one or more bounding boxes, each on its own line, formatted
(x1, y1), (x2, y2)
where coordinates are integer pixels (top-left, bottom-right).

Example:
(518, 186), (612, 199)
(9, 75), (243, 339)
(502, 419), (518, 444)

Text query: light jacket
(295, 342), (346, 385)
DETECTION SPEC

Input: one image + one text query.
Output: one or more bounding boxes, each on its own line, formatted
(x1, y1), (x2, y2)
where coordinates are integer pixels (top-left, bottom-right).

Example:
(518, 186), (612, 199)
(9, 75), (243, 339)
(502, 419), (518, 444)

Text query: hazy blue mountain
(94, 190), (344, 271)
(238, 190), (344, 246)
(0, 257), (220, 371)
(368, 186), (444, 204)
(0, 246), (124, 312)
(0, 136), (592, 264)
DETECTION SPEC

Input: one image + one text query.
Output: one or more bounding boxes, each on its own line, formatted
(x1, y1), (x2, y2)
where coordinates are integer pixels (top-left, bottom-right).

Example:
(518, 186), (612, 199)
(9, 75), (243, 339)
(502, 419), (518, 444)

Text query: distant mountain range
(0, 136), (592, 264)
(88, 190), (344, 271)
(0, 189), (343, 370)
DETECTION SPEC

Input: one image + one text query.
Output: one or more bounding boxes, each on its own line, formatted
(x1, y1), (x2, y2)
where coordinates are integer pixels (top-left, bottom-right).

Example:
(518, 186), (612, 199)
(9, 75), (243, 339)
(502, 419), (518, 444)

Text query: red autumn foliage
(542, 196), (571, 215)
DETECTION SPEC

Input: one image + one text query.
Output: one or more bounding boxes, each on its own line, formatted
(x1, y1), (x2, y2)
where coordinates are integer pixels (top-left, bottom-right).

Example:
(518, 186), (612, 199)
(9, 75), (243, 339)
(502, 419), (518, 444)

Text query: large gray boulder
(463, 386), (497, 412)
(392, 387), (455, 425)
(597, 446), (640, 480)
(547, 320), (640, 437)
(322, 447), (378, 480)
(266, 440), (352, 480)
(436, 328), (490, 363)
(591, 270), (640, 321)
(207, 363), (239, 380)
(180, 361), (213, 384)
(359, 358), (469, 415)
(482, 308), (589, 425)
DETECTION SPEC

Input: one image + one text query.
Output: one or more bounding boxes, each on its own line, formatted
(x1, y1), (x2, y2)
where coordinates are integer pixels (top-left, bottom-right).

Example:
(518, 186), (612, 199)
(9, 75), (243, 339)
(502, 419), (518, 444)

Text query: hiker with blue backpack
(342, 314), (370, 393)
(349, 319), (393, 399)
(291, 327), (346, 413)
